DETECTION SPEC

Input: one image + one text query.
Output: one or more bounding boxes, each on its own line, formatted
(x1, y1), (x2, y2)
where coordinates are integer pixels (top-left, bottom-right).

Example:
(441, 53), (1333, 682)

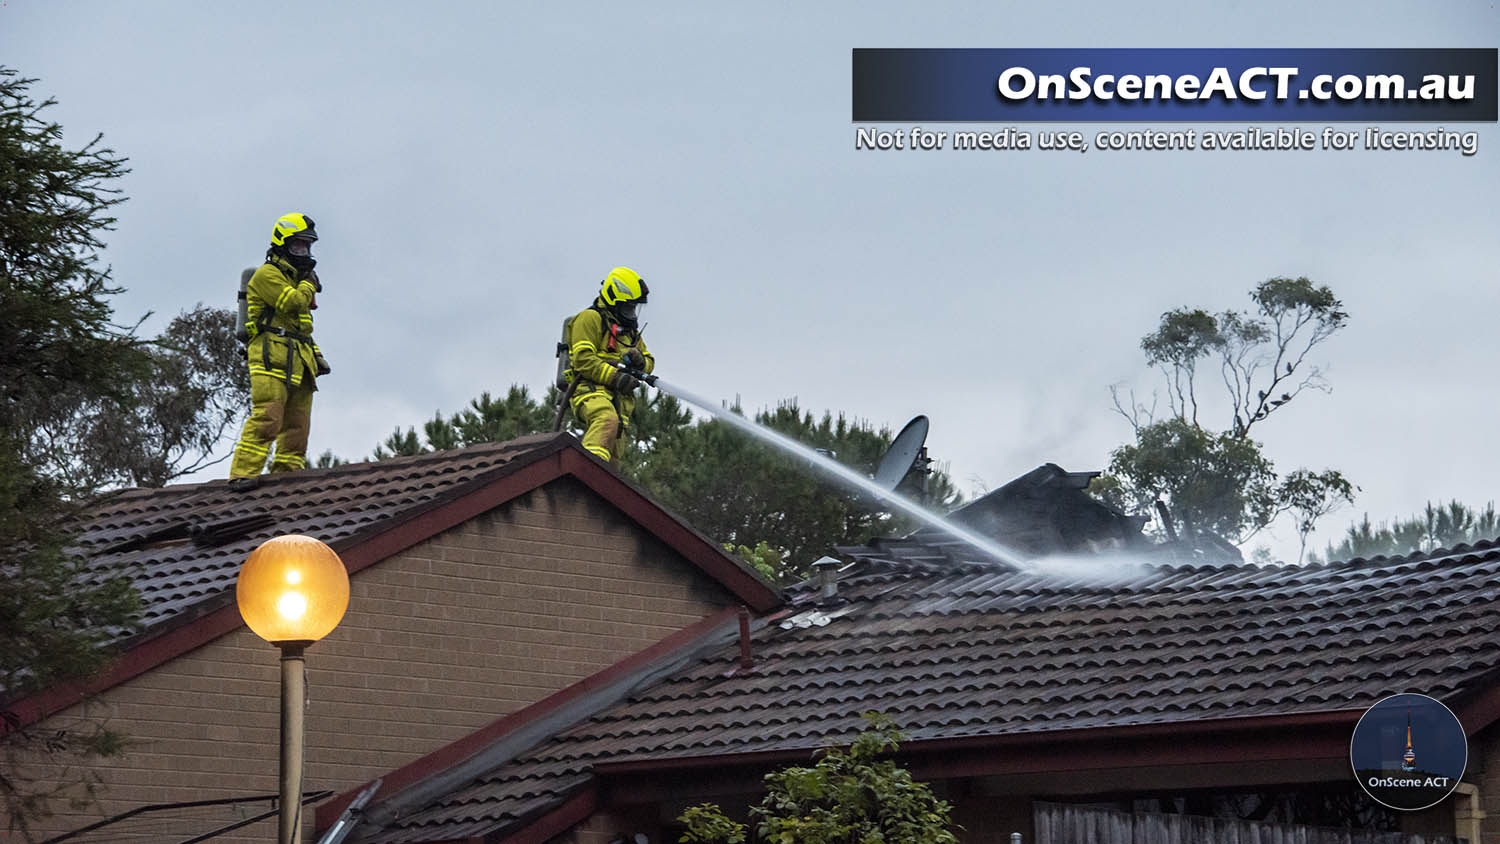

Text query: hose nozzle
(614, 361), (658, 387)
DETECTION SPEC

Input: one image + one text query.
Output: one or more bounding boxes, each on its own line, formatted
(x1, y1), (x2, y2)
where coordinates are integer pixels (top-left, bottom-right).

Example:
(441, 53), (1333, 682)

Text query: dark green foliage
(0, 450), (139, 700)
(618, 391), (694, 463)
(367, 387), (961, 579)
(680, 805), (747, 844)
(0, 67), (143, 494)
(372, 426), (425, 460)
(21, 304), (246, 490)
(1, 63), (243, 492)
(1138, 308), (1220, 426)
(0, 66), (142, 834)
(1095, 418), (1278, 545)
(1129, 277), (1347, 437)
(679, 713), (959, 844)
(1315, 501), (1500, 563)
(1101, 278), (1353, 555)
(1, 444), (140, 837)
(73, 306), (248, 487)
(1279, 469), (1356, 563)
(630, 401), (961, 576)
(724, 541), (785, 586)
(371, 386), (557, 460)
(448, 386), (556, 445)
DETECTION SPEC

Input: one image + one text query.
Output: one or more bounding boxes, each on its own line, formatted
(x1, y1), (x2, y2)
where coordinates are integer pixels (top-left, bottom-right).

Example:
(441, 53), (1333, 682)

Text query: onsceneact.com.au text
(997, 67), (1477, 103)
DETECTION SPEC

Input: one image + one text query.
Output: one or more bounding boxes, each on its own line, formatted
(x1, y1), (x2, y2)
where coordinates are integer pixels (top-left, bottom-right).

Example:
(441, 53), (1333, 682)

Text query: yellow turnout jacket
(244, 256), (323, 388)
(566, 302), (653, 417)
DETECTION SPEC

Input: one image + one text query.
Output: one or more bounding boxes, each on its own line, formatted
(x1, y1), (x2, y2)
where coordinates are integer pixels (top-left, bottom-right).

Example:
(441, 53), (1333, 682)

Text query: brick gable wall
(19, 477), (732, 842)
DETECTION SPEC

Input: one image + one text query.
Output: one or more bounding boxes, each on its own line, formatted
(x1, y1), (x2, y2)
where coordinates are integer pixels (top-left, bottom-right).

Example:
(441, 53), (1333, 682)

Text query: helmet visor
(616, 302), (644, 324)
(288, 239), (314, 257)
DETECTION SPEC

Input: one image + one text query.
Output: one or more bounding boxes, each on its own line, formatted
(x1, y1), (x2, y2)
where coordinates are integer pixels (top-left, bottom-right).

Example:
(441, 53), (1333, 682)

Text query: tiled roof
(358, 538), (1500, 843)
(64, 435), (567, 652)
(12, 432), (780, 732)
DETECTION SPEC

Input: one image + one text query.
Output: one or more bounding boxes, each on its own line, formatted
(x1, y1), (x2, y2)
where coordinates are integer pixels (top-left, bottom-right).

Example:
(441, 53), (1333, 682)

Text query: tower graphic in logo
(1402, 708), (1417, 772)
(1351, 693), (1466, 811)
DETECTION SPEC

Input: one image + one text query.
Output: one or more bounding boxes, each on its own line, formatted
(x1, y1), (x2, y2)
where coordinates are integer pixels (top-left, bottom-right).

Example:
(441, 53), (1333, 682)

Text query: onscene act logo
(1350, 693), (1467, 811)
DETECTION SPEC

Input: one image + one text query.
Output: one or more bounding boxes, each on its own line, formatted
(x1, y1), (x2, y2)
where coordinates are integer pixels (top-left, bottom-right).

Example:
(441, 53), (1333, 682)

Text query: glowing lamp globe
(236, 535), (349, 645)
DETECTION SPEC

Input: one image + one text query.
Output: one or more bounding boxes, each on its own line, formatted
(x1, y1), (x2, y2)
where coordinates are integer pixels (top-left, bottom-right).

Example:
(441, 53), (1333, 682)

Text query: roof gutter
(593, 706), (1368, 781)
(484, 708), (1361, 844)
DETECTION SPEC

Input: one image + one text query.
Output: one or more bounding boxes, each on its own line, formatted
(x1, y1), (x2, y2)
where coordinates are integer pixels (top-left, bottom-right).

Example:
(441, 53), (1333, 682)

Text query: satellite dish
(873, 415), (930, 491)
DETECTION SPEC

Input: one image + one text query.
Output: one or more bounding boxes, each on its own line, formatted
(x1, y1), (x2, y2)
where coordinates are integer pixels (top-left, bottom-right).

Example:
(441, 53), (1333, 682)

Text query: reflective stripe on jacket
(566, 302), (653, 417)
(245, 257), (322, 387)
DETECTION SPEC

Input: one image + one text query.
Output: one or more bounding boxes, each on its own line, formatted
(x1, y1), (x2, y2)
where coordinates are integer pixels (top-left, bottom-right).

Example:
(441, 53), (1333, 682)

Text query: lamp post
(236, 535), (349, 844)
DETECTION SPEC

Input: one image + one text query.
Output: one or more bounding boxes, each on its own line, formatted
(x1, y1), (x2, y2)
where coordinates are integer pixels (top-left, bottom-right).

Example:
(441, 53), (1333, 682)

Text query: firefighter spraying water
(552, 267), (653, 461)
(600, 356), (1033, 570)
(547, 271), (1150, 579)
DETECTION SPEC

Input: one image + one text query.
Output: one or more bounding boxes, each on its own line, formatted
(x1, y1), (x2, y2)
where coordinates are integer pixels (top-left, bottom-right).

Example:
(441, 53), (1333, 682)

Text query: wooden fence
(1033, 802), (1457, 844)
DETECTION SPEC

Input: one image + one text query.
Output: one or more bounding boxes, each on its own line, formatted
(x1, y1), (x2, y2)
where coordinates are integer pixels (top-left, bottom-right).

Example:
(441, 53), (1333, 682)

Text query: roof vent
(811, 556), (842, 604)
(99, 512), (278, 555)
(190, 512), (278, 547)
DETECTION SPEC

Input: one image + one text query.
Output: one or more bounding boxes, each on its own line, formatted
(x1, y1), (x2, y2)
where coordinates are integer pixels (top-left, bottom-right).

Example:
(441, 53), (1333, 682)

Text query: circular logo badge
(1350, 693), (1467, 811)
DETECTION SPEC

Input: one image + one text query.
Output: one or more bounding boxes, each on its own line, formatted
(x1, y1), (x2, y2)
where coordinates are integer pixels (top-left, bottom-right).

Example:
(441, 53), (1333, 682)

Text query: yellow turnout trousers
(230, 373), (314, 477)
(572, 387), (625, 462)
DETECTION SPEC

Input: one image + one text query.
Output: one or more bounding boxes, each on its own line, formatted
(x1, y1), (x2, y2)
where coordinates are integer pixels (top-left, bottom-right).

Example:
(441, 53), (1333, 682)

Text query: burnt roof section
(357, 539), (1500, 843)
(911, 463), (1149, 562)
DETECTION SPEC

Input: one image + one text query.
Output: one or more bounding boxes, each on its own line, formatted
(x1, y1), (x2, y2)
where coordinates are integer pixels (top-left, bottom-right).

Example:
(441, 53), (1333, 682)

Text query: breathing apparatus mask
(613, 300), (645, 331)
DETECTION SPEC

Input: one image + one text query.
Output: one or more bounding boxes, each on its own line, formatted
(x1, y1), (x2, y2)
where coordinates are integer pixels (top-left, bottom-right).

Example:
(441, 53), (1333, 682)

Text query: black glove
(608, 369), (639, 393)
(621, 348), (645, 370)
(315, 354), (332, 376)
(307, 269), (322, 293)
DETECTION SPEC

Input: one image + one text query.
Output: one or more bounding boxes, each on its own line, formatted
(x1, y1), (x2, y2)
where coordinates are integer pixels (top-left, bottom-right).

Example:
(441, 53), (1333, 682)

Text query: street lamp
(236, 535), (350, 844)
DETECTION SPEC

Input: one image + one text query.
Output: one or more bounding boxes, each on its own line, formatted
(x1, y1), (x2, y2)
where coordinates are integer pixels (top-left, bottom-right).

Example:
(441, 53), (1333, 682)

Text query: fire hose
(550, 362), (657, 432)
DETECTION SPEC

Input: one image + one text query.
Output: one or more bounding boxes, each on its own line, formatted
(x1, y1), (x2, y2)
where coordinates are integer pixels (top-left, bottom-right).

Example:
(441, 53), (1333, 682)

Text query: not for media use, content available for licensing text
(853, 125), (1480, 155)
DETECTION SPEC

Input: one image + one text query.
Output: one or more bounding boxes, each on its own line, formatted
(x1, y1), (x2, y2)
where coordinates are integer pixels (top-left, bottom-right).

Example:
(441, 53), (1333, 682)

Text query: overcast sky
(6, 2), (1496, 563)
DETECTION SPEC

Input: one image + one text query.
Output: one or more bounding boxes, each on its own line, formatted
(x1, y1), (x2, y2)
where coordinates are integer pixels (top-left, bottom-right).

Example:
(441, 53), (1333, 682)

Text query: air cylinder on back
(235, 267), (256, 344)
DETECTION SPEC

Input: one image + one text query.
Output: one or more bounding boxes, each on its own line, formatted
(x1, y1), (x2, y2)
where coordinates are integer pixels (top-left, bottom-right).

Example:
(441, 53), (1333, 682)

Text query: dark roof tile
(55, 437), (562, 656)
(359, 537), (1500, 843)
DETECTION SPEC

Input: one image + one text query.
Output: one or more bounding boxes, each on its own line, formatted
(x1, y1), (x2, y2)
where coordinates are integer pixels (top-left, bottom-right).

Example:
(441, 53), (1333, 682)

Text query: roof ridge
(266, 434), (559, 479)
(88, 433), (570, 503)
(1331, 536), (1500, 568)
(842, 536), (1500, 581)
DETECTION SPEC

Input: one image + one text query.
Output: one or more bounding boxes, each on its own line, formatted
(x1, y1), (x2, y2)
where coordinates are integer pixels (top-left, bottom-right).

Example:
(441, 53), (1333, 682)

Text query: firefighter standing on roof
(229, 212), (330, 489)
(565, 267), (653, 463)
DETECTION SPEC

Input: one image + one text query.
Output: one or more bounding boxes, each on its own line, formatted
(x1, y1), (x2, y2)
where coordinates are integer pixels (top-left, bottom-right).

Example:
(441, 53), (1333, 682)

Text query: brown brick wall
(19, 478), (732, 842)
(1470, 724), (1500, 843)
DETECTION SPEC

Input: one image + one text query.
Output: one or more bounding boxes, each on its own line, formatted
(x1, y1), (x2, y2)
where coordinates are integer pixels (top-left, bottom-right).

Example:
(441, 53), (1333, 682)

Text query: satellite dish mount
(873, 415), (932, 504)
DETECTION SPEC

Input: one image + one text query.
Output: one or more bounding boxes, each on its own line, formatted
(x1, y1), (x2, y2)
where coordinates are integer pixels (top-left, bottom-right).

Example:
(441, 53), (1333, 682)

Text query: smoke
(1022, 551), (1160, 585)
(651, 375), (1034, 569)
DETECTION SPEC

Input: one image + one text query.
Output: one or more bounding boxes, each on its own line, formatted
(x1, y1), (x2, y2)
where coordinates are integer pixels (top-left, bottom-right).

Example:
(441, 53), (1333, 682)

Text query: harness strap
(262, 326), (314, 344)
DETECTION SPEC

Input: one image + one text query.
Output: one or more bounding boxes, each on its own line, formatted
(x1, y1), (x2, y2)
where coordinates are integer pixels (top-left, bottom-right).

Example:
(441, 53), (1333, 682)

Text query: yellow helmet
(269, 212), (318, 273)
(270, 212), (317, 247)
(600, 266), (648, 306)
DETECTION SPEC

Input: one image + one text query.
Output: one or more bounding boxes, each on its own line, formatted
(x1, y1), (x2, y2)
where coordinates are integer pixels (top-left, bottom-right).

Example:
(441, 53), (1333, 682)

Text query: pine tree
(0, 66), (143, 835)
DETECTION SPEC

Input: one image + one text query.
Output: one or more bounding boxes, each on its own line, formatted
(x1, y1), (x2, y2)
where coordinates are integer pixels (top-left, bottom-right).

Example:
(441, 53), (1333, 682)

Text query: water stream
(650, 376), (1034, 571)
